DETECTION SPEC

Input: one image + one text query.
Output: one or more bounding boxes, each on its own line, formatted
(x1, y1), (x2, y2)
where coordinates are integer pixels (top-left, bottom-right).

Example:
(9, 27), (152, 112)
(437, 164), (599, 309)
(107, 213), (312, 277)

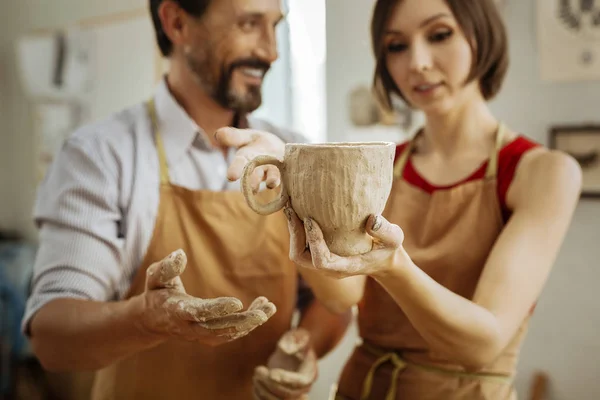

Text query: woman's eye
(430, 30), (453, 42)
(387, 43), (408, 53)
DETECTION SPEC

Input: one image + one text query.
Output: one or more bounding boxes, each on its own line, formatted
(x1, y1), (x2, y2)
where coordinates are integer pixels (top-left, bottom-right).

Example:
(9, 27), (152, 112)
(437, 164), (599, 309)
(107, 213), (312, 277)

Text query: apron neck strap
(484, 122), (505, 180)
(393, 123), (506, 180)
(146, 98), (170, 185)
(393, 134), (417, 179)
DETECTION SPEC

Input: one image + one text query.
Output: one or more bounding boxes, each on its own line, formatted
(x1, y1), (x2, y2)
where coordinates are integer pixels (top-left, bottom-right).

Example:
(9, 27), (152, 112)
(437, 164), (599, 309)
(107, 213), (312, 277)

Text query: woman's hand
(285, 204), (409, 279)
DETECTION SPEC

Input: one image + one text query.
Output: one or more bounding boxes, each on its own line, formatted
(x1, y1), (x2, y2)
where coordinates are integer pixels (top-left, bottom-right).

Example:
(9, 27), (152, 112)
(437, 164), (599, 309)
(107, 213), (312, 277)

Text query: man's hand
(253, 328), (318, 400)
(215, 127), (286, 193)
(137, 249), (277, 346)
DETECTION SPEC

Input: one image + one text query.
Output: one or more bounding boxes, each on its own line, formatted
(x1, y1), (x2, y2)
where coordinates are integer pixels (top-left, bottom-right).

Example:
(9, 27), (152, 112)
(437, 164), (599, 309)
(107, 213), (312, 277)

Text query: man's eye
(241, 19), (259, 31)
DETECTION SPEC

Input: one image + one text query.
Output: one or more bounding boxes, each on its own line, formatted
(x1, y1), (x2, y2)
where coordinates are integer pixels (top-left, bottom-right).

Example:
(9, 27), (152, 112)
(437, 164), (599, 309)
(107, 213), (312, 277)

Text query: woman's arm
(373, 149), (581, 369)
(302, 149), (582, 370)
(296, 299), (353, 358)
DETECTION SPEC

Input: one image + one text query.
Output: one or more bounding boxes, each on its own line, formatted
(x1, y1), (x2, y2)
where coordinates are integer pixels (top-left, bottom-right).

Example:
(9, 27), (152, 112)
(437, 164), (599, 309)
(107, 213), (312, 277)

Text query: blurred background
(1, 0), (600, 399)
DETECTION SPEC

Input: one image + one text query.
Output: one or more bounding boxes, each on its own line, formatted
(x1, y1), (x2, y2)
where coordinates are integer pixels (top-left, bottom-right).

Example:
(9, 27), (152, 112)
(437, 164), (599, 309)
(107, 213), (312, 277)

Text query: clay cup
(241, 142), (395, 256)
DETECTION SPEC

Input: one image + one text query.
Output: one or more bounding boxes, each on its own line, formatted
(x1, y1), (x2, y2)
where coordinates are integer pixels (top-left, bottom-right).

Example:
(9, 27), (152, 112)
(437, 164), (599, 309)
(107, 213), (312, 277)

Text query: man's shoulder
(247, 116), (309, 144)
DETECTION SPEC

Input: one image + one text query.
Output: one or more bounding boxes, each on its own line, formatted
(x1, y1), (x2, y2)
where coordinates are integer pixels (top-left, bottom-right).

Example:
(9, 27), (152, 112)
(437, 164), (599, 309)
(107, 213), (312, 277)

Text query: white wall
(321, 1), (600, 400)
(325, 0), (422, 146)
(0, 0), (147, 240)
(493, 1), (600, 399)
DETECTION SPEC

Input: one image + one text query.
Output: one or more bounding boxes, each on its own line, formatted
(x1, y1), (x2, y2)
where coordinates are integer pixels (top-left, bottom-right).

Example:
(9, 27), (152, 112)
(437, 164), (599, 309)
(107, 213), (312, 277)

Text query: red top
(395, 135), (540, 221)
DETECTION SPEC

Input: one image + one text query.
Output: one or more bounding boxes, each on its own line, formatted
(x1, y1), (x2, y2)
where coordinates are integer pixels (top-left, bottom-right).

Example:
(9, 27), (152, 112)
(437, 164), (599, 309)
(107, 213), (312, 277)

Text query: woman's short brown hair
(371, 0), (509, 110)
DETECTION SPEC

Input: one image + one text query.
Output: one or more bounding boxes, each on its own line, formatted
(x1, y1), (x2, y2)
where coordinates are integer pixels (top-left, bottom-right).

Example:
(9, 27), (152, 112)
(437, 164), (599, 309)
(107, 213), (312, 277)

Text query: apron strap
(392, 131), (419, 179)
(484, 123), (506, 180)
(146, 98), (170, 185)
(394, 123), (506, 181)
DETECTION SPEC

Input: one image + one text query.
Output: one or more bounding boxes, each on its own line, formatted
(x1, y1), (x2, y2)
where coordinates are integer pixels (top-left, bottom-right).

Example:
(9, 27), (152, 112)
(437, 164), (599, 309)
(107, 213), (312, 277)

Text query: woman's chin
(418, 100), (454, 118)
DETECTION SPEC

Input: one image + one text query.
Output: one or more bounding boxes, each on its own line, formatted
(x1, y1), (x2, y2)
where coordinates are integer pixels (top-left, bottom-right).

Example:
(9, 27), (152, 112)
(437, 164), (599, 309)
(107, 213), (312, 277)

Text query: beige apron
(336, 125), (530, 400)
(90, 100), (298, 399)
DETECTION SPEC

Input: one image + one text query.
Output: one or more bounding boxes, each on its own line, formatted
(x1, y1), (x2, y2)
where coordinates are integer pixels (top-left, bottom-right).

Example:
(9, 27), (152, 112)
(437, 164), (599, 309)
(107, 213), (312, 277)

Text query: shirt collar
(152, 78), (250, 166)
(153, 78), (201, 166)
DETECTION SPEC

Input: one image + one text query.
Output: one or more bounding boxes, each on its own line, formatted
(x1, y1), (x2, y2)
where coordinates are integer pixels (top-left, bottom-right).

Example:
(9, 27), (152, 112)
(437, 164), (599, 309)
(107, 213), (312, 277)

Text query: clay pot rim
(286, 141), (395, 148)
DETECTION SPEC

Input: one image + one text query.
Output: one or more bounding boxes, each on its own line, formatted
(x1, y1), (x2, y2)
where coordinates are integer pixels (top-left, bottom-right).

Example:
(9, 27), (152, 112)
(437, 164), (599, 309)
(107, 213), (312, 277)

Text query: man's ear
(158, 1), (187, 49)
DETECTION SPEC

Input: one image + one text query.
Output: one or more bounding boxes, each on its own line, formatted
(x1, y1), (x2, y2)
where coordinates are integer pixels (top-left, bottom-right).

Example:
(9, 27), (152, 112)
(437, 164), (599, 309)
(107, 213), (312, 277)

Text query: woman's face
(384, 0), (480, 115)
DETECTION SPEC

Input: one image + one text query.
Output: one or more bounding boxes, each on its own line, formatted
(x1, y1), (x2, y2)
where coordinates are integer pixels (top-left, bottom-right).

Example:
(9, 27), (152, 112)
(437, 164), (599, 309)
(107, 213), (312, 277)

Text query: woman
(284, 0), (583, 398)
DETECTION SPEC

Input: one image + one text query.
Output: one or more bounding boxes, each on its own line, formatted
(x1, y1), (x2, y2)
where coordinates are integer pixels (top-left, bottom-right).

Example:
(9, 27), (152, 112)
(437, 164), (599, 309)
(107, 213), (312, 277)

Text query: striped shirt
(22, 78), (307, 332)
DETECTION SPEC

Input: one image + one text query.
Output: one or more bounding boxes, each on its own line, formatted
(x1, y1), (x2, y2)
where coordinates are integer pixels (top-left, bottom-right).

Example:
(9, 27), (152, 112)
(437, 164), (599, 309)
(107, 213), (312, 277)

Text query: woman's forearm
(29, 297), (164, 372)
(298, 300), (352, 358)
(298, 268), (365, 314)
(374, 258), (502, 370)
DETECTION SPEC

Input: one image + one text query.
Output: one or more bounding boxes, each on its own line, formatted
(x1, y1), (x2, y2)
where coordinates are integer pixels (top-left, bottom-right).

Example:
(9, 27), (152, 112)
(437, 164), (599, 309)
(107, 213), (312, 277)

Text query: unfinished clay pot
(241, 142), (395, 256)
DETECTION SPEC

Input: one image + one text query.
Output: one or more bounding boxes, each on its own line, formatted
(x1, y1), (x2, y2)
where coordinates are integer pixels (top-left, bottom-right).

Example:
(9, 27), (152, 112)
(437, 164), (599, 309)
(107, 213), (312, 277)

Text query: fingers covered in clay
(267, 361), (317, 389)
(303, 218), (335, 269)
(302, 218), (384, 277)
(248, 296), (277, 319)
(164, 295), (243, 322)
(254, 366), (309, 399)
(198, 309), (269, 332)
(252, 328), (316, 398)
(277, 328), (311, 359)
(179, 310), (272, 344)
(365, 215), (404, 247)
(196, 298), (276, 341)
(146, 249), (187, 291)
(283, 204), (312, 268)
(252, 377), (280, 400)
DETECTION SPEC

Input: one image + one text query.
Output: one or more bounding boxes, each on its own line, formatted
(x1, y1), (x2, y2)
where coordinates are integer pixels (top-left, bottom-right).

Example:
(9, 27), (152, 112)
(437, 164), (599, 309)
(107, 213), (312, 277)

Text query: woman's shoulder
(502, 128), (582, 212)
(501, 126), (579, 178)
(497, 130), (542, 174)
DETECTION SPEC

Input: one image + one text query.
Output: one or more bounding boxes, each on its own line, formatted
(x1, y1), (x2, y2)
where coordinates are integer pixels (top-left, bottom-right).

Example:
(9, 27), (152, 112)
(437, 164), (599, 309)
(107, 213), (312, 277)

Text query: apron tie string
(360, 346), (407, 400)
(359, 342), (513, 400)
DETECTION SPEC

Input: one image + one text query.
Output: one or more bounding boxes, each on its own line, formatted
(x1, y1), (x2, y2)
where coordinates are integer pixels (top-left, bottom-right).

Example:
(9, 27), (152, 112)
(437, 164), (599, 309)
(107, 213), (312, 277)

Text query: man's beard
(185, 47), (270, 113)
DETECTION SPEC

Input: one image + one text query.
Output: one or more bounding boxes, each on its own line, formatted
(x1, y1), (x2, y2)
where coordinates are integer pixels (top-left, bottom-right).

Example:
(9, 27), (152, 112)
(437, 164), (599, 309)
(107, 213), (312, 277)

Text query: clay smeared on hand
(248, 296), (277, 319)
(165, 296), (243, 322)
(199, 310), (267, 331)
(278, 328), (311, 361)
(159, 249), (187, 284)
(202, 297), (277, 340)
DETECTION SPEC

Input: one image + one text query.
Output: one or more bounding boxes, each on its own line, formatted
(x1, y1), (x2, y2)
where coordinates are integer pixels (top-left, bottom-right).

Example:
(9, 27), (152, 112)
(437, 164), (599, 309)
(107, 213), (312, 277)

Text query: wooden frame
(550, 124), (600, 198)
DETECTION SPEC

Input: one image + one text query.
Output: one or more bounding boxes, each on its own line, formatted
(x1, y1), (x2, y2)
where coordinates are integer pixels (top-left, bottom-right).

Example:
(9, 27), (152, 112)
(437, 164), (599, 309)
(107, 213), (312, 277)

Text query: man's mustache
(228, 58), (271, 76)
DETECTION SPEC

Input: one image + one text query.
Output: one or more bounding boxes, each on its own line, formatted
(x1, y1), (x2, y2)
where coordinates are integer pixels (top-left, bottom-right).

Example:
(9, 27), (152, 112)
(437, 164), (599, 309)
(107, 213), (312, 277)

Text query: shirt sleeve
(22, 134), (125, 334)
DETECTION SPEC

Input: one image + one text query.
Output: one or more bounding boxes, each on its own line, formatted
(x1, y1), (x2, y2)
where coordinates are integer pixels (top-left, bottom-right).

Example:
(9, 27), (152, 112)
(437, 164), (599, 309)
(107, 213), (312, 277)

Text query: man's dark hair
(150, 0), (212, 56)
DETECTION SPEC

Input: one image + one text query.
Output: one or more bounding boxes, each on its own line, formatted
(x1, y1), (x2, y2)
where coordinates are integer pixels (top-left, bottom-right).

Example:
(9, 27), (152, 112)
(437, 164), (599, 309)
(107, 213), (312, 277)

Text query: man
(22, 0), (351, 399)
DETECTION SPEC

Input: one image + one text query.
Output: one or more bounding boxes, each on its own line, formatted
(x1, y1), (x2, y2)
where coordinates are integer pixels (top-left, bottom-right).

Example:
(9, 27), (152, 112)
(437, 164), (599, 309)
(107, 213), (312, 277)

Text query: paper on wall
(538, 0), (600, 82)
(15, 27), (95, 100)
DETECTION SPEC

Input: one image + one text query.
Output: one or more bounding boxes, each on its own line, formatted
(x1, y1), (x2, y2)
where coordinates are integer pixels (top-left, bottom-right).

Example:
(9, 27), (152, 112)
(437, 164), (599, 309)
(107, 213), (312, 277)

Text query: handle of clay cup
(241, 155), (289, 215)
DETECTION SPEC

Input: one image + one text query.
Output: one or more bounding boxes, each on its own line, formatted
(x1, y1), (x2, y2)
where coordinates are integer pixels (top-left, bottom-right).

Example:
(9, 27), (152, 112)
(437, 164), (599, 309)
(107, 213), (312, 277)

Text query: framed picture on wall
(550, 125), (600, 198)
